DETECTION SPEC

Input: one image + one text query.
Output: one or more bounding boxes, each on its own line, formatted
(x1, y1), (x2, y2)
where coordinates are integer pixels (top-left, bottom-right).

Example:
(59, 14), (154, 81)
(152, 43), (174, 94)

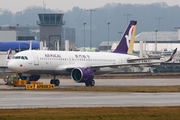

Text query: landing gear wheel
(85, 82), (90, 86)
(85, 80), (95, 87)
(54, 79), (60, 86)
(50, 79), (60, 86)
(90, 80), (95, 86)
(50, 79), (55, 84)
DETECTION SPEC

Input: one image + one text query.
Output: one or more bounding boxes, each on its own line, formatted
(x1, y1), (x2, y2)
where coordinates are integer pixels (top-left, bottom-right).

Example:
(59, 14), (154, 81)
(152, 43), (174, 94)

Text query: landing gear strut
(50, 75), (60, 86)
(26, 77), (31, 84)
(85, 80), (95, 87)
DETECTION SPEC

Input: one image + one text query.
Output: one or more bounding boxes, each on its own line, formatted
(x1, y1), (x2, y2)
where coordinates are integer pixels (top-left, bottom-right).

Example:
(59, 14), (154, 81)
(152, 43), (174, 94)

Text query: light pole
(24, 17), (27, 25)
(16, 24), (19, 36)
(155, 17), (163, 31)
(83, 23), (86, 52)
(155, 30), (158, 54)
(18, 42), (20, 52)
(107, 22), (110, 51)
(86, 9), (95, 49)
(124, 14), (132, 25)
(16, 24), (19, 29)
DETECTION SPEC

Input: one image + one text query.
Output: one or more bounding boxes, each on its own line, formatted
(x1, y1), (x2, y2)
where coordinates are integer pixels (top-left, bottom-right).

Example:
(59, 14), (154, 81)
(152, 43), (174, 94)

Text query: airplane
(7, 20), (177, 86)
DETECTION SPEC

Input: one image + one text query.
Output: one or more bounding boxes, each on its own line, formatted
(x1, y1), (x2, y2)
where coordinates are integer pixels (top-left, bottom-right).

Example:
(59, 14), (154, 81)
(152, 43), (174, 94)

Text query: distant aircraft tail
(6, 48), (12, 60)
(166, 48), (177, 62)
(112, 20), (137, 54)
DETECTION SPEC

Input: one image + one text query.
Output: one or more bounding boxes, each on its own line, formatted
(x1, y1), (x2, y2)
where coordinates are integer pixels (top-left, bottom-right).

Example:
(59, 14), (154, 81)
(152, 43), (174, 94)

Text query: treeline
(0, 2), (180, 47)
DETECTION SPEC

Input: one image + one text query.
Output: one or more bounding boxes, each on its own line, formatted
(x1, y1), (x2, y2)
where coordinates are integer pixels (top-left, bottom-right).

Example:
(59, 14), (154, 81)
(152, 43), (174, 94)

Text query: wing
(127, 48), (177, 62)
(90, 48), (177, 69)
(127, 57), (161, 62)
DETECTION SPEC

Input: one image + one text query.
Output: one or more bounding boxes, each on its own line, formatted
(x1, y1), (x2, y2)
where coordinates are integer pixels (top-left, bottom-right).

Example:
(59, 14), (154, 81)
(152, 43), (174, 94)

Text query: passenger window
(12, 56), (15, 59)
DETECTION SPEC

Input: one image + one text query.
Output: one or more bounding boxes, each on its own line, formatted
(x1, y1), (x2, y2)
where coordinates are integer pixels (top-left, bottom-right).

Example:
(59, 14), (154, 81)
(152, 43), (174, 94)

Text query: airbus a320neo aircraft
(7, 20), (177, 86)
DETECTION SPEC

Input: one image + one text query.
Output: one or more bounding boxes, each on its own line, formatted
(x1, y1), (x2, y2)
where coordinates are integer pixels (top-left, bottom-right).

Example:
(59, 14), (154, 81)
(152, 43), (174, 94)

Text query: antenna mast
(43, 0), (46, 13)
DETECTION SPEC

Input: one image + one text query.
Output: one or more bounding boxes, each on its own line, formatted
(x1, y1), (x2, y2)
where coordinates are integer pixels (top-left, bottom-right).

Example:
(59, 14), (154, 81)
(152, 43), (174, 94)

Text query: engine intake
(71, 67), (94, 83)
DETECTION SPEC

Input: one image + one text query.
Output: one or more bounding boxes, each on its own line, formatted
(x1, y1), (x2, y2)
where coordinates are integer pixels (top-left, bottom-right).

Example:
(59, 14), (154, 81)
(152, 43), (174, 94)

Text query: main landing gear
(50, 75), (60, 86)
(85, 80), (95, 87)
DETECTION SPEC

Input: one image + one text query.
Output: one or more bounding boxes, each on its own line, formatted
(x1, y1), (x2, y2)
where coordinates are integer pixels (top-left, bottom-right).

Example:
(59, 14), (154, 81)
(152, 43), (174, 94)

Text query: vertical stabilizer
(7, 48), (12, 60)
(113, 20), (137, 54)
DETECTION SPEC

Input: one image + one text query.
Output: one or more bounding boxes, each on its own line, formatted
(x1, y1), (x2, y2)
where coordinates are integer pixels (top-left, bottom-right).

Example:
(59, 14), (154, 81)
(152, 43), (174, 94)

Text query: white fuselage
(8, 50), (139, 76)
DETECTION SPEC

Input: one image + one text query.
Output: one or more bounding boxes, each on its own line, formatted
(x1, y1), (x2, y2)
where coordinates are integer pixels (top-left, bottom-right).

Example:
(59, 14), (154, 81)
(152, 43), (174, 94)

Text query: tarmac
(0, 78), (180, 89)
(0, 91), (180, 109)
(0, 78), (180, 109)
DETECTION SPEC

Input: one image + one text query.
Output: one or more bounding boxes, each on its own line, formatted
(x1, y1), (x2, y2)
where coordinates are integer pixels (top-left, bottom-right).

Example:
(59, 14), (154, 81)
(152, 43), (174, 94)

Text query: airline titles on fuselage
(45, 54), (61, 58)
(44, 54), (90, 59)
(75, 54), (90, 59)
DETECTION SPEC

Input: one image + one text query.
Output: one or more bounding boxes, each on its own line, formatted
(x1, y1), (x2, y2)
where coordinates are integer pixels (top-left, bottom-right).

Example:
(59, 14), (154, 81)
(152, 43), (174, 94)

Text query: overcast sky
(0, 0), (180, 13)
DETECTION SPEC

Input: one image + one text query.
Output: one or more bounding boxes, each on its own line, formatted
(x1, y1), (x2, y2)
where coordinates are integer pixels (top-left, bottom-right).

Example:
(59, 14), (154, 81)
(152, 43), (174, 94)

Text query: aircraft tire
(85, 82), (90, 86)
(89, 80), (95, 86)
(50, 79), (55, 84)
(54, 79), (60, 86)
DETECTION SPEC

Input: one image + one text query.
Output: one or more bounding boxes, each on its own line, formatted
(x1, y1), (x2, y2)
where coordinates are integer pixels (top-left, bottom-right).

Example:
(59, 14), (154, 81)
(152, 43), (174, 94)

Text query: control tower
(37, 13), (65, 50)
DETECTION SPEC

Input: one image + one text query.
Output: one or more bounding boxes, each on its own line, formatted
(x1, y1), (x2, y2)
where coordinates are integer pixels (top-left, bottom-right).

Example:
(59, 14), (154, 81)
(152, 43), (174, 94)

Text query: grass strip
(0, 85), (180, 93)
(1, 86), (180, 92)
(53, 86), (180, 92)
(0, 107), (180, 120)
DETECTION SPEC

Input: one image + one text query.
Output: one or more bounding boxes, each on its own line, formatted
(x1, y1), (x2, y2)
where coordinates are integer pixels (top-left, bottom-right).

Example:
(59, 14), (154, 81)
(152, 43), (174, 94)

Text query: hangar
(134, 31), (180, 53)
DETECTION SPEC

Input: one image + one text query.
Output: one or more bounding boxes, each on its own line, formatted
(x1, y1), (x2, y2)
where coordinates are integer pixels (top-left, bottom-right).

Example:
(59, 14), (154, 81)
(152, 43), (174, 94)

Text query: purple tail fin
(113, 20), (137, 54)
(7, 48), (12, 60)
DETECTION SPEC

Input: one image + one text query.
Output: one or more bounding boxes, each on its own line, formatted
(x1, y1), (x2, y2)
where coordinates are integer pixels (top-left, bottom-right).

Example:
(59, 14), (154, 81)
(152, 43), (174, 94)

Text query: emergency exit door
(32, 53), (39, 65)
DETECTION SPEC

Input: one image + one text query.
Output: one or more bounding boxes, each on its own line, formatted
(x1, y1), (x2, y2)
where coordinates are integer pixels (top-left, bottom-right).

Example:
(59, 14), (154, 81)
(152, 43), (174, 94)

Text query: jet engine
(71, 67), (94, 83)
(20, 75), (41, 81)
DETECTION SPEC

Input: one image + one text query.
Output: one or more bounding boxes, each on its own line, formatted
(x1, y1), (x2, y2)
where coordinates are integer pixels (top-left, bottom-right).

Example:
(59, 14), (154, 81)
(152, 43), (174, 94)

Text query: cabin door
(32, 52), (39, 65)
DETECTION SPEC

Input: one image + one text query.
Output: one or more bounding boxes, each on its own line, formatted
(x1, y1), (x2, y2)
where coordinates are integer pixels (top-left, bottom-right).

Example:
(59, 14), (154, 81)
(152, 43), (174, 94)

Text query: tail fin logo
(112, 20), (137, 54)
(8, 53), (11, 59)
(7, 48), (12, 60)
(125, 25), (134, 48)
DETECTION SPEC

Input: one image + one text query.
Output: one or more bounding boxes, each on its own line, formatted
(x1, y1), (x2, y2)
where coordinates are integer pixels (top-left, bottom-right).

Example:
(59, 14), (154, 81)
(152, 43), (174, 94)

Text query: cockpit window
(12, 56), (28, 60)
(15, 56), (21, 59)
(21, 56), (25, 59)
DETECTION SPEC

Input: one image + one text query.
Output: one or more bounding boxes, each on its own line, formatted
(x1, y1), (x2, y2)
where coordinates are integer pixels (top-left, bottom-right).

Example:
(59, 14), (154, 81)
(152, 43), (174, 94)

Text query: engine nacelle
(71, 67), (94, 83)
(20, 75), (41, 81)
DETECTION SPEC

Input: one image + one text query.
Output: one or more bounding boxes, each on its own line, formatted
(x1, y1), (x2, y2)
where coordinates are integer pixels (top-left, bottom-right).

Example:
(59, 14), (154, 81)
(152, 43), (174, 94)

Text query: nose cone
(8, 60), (17, 72)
